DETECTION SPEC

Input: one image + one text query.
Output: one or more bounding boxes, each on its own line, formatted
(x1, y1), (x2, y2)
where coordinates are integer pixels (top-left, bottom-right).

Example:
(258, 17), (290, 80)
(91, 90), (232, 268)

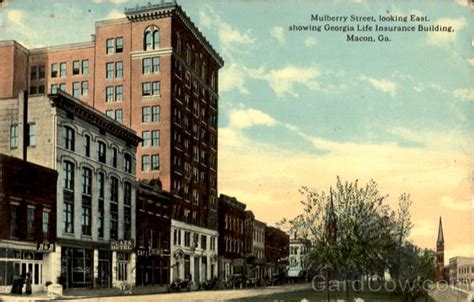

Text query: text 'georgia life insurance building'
(0, 0), (224, 289)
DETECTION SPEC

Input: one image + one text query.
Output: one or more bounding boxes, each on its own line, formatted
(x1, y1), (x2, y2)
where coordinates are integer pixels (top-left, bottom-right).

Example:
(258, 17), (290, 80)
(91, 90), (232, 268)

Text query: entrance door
(98, 260), (110, 288)
(193, 257), (200, 284)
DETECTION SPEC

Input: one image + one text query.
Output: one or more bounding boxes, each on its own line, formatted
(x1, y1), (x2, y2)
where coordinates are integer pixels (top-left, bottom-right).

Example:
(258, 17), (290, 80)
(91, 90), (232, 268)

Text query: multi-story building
(135, 180), (171, 287)
(449, 257), (474, 284)
(0, 154), (57, 293)
(288, 235), (311, 280)
(244, 211), (266, 282)
(0, 91), (141, 289)
(0, 1), (223, 286)
(218, 194), (246, 282)
(264, 226), (289, 281)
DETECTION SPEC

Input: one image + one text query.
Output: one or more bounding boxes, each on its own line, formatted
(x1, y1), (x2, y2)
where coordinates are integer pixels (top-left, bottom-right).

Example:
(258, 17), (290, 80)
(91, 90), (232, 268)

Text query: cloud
(90, 0), (128, 3)
(250, 65), (321, 97)
(6, 9), (24, 24)
(219, 63), (249, 94)
(105, 9), (125, 19)
(228, 108), (277, 129)
(453, 88), (474, 101)
(198, 6), (254, 56)
(304, 36), (317, 47)
(361, 75), (397, 96)
(271, 26), (285, 43)
(426, 17), (467, 46)
(439, 196), (472, 211)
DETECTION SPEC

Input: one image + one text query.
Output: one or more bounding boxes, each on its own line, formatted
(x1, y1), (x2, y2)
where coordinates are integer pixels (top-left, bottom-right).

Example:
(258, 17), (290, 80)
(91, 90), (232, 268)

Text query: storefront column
(190, 255), (195, 283)
(111, 251), (117, 288)
(93, 249), (99, 288)
(129, 252), (136, 287)
(51, 246), (61, 284)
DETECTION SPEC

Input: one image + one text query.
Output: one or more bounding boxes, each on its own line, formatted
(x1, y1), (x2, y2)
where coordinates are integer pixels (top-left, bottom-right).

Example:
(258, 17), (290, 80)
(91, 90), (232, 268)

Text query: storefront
(60, 247), (93, 288)
(136, 248), (170, 287)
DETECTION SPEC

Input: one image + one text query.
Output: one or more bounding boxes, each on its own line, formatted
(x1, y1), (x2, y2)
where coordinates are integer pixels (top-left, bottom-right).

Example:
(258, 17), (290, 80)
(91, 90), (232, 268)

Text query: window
(184, 232), (190, 247)
(151, 154), (159, 170)
(81, 201), (91, 236)
(98, 173), (105, 238)
(112, 147), (118, 168)
(115, 85), (123, 101)
(124, 154), (132, 173)
(79, 81), (87, 97)
(142, 131), (150, 147)
(106, 62), (114, 79)
(106, 110), (114, 118)
(51, 84), (58, 94)
(82, 168), (92, 195)
(10, 204), (20, 238)
(115, 37), (123, 53)
(115, 109), (123, 123)
(51, 63), (58, 78)
(142, 58), (152, 74)
(115, 61), (123, 78)
(60, 62), (67, 77)
(72, 82), (80, 97)
(28, 123), (36, 147)
(142, 107), (151, 123)
(142, 82), (151, 97)
(82, 60), (89, 75)
(73, 60), (80, 75)
(106, 38), (114, 54)
(144, 31), (152, 51)
(84, 135), (90, 157)
(141, 155), (150, 171)
(42, 210), (50, 239)
(38, 85), (45, 94)
(124, 182), (131, 206)
(64, 126), (75, 151)
(31, 66), (37, 80)
(63, 161), (74, 190)
(38, 65), (45, 79)
(153, 30), (160, 49)
(106, 86), (114, 102)
(10, 124), (18, 148)
(152, 106), (160, 122)
(110, 176), (119, 202)
(152, 81), (160, 96)
(98, 141), (106, 163)
(152, 57), (160, 72)
(27, 207), (35, 240)
(110, 177), (119, 240)
(151, 130), (160, 147)
(59, 83), (66, 92)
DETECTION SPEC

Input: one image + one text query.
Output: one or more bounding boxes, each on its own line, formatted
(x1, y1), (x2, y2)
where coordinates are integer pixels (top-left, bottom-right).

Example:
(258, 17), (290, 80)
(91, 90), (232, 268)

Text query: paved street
(55, 283), (312, 302)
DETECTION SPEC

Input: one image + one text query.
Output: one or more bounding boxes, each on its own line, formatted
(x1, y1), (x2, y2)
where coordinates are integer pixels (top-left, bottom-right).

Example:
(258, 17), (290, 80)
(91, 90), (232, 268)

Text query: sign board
(37, 242), (55, 253)
(110, 240), (134, 251)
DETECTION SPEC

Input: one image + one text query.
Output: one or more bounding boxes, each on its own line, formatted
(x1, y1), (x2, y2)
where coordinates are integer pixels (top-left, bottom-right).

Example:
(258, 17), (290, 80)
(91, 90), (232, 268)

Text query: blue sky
(0, 0), (473, 259)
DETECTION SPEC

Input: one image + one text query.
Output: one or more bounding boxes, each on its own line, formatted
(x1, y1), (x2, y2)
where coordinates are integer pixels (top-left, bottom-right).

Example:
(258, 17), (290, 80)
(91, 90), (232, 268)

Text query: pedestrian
(25, 272), (32, 295)
(18, 274), (24, 295)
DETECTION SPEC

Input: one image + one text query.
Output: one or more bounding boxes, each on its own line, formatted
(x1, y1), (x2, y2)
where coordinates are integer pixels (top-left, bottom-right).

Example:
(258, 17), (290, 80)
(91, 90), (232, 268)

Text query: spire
(437, 216), (444, 244)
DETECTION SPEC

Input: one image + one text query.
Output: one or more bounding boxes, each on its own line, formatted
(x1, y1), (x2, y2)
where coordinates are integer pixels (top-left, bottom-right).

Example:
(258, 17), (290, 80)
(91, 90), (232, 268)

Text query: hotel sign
(110, 240), (134, 251)
(36, 242), (55, 253)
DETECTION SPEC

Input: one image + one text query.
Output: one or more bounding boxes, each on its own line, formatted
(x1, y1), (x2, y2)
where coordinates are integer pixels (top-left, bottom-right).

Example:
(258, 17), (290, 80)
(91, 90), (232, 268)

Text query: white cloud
(426, 17), (467, 46)
(271, 26), (285, 43)
(439, 196), (472, 211)
(6, 9), (24, 24)
(453, 88), (474, 101)
(304, 36), (317, 47)
(250, 65), (321, 97)
(228, 108), (277, 129)
(219, 63), (249, 94)
(91, 0), (128, 3)
(361, 75), (397, 96)
(105, 9), (125, 19)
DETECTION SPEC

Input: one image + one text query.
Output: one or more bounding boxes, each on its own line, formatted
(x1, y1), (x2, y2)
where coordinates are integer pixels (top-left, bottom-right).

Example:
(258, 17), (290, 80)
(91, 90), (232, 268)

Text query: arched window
(144, 26), (160, 51)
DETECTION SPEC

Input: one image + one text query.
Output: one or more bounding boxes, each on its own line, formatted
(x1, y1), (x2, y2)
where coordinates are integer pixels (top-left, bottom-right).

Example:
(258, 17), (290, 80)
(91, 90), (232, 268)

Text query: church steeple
(436, 216), (445, 281)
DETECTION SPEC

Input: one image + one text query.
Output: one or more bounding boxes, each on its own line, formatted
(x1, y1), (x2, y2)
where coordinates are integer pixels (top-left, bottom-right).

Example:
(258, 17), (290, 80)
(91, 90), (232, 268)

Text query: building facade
(0, 154), (58, 293)
(135, 180), (171, 287)
(449, 257), (474, 285)
(0, 91), (141, 290)
(218, 194), (246, 282)
(288, 236), (311, 280)
(0, 1), (223, 287)
(244, 211), (266, 283)
(264, 226), (289, 281)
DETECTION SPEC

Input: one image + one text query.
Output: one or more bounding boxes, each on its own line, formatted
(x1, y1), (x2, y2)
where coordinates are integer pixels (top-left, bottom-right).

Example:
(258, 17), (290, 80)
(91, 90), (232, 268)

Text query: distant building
(135, 180), (171, 287)
(265, 226), (289, 280)
(449, 257), (474, 284)
(244, 211), (266, 282)
(0, 91), (141, 289)
(218, 194), (246, 282)
(436, 217), (445, 281)
(288, 234), (311, 280)
(0, 154), (57, 293)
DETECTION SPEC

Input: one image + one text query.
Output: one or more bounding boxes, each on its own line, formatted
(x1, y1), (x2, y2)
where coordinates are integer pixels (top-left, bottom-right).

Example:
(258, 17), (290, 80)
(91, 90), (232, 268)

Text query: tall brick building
(0, 0), (223, 286)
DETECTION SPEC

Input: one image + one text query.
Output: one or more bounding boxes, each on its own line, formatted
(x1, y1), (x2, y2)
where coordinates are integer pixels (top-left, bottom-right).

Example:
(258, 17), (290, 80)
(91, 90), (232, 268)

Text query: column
(129, 252), (136, 287)
(112, 251), (117, 288)
(190, 255), (194, 283)
(93, 249), (99, 288)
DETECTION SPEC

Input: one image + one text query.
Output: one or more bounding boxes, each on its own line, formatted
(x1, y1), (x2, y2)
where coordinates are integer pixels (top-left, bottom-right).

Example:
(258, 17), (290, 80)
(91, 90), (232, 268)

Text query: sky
(0, 0), (472, 261)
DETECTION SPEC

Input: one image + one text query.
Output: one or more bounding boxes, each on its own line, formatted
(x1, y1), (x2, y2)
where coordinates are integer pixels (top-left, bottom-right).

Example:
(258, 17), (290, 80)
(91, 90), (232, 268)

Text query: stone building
(0, 154), (57, 293)
(0, 91), (141, 289)
(449, 257), (474, 285)
(218, 194), (246, 282)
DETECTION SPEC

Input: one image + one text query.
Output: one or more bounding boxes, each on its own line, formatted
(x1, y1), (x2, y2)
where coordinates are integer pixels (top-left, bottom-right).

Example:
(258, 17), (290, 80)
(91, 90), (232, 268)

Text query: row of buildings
(0, 1), (290, 293)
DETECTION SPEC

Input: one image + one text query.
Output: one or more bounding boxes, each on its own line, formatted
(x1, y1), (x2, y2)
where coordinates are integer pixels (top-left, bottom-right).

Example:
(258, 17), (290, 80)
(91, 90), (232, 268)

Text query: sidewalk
(0, 292), (49, 302)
